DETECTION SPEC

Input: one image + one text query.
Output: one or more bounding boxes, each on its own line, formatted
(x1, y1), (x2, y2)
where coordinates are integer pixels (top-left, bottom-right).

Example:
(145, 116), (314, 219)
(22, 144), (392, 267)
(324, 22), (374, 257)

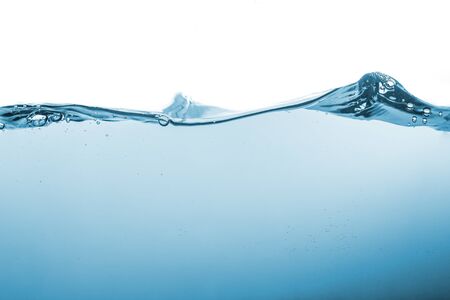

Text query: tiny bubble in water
(439, 111), (443, 117)
(422, 118), (428, 124)
(96, 120), (101, 125)
(423, 107), (431, 116)
(406, 103), (414, 110)
(0, 122), (5, 130)
(412, 116), (417, 123)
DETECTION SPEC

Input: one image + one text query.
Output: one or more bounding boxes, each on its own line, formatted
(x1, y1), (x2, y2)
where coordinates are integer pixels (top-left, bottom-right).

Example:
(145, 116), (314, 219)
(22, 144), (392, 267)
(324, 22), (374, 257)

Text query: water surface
(1, 73), (450, 299)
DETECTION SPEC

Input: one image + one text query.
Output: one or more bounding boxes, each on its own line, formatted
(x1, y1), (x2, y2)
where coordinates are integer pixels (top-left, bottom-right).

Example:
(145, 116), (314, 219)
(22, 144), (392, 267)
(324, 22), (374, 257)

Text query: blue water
(1, 73), (450, 299)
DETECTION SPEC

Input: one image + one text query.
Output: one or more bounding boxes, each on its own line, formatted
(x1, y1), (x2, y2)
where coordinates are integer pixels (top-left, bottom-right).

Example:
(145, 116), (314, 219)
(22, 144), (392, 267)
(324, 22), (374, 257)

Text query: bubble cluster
(377, 73), (396, 95)
(27, 114), (47, 127)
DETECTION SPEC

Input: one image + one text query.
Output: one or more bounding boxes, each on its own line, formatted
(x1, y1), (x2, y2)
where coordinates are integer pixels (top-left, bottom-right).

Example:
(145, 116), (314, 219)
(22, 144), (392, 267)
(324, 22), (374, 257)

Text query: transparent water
(1, 73), (450, 299)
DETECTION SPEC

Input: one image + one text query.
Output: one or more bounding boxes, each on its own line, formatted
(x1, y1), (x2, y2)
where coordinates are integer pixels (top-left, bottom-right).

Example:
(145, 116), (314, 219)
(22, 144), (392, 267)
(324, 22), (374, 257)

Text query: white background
(0, 0), (449, 111)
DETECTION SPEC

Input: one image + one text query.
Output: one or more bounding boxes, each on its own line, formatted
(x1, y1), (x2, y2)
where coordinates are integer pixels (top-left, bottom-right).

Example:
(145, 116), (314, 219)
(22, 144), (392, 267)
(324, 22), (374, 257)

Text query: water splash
(0, 104), (164, 129)
(0, 72), (448, 131)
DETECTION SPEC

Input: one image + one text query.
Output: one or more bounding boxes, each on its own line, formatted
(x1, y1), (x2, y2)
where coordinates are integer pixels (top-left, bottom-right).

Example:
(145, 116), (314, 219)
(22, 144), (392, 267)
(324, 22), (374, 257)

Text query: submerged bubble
(412, 116), (417, 123)
(406, 103), (414, 111)
(439, 111), (443, 117)
(378, 82), (387, 94)
(0, 122), (5, 130)
(66, 115), (71, 123)
(423, 107), (431, 117)
(96, 120), (101, 125)
(157, 115), (170, 127)
(422, 118), (428, 124)
(49, 113), (62, 122)
(28, 114), (47, 127)
(386, 79), (395, 88)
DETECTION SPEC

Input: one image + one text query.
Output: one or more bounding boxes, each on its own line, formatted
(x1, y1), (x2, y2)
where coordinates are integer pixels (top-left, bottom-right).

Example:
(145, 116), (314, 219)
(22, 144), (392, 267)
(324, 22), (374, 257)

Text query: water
(1, 72), (450, 299)
(1, 72), (449, 131)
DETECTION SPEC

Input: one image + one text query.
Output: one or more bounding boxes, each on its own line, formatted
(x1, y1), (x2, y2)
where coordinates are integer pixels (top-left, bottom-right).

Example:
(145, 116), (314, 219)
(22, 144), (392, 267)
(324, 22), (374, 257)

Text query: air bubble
(66, 115), (71, 123)
(157, 115), (170, 127)
(439, 111), (443, 117)
(422, 118), (427, 124)
(378, 82), (387, 94)
(386, 79), (395, 87)
(423, 107), (431, 116)
(406, 103), (414, 111)
(96, 120), (101, 125)
(0, 122), (5, 130)
(27, 114), (47, 127)
(49, 113), (62, 122)
(412, 116), (417, 123)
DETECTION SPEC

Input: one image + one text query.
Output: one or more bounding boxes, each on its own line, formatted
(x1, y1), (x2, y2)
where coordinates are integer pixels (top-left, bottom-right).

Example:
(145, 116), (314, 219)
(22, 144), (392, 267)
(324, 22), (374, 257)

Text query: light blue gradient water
(1, 73), (450, 299)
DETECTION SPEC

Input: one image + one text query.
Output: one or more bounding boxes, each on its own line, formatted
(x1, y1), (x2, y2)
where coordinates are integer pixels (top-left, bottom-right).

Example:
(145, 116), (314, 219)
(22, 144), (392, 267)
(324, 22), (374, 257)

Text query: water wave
(0, 72), (448, 131)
